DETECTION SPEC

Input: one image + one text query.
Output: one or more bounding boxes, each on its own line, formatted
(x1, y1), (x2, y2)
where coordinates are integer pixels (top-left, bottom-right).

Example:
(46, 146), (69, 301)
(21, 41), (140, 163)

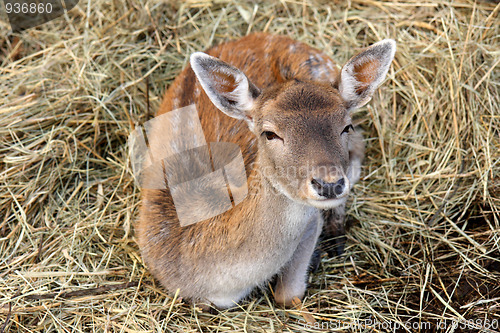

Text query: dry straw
(1, 0), (499, 332)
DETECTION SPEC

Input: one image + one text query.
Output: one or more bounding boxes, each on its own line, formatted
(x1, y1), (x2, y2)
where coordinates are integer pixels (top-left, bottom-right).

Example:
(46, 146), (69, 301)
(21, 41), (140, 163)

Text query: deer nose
(311, 177), (345, 199)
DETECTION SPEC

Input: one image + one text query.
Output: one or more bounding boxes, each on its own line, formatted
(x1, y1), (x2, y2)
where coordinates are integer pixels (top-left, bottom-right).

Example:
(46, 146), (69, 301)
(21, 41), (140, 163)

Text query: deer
(136, 33), (396, 308)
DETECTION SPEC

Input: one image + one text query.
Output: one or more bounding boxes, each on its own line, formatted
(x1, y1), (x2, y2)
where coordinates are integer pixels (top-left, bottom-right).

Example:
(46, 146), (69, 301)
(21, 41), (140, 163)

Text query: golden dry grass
(0, 0), (499, 332)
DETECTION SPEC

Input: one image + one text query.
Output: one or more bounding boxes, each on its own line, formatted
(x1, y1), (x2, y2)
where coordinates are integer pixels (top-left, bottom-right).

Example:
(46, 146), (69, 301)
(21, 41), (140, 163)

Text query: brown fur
(136, 33), (395, 308)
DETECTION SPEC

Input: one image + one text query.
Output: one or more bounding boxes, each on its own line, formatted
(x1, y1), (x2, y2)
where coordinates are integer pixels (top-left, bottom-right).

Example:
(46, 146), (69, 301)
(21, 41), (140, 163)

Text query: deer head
(191, 39), (396, 209)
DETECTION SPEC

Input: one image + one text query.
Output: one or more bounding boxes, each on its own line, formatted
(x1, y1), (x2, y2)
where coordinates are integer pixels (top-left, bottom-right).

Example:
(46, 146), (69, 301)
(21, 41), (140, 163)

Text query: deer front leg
(274, 215), (323, 307)
(322, 203), (346, 257)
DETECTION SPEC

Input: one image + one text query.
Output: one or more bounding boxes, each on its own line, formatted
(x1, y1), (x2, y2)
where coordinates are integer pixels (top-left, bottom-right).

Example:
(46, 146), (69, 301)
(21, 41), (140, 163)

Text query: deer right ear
(190, 52), (261, 123)
(339, 39), (396, 110)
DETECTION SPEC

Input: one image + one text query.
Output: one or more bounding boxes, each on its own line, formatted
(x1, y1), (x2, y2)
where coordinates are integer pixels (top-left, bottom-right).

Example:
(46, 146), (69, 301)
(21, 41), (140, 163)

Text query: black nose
(311, 178), (345, 199)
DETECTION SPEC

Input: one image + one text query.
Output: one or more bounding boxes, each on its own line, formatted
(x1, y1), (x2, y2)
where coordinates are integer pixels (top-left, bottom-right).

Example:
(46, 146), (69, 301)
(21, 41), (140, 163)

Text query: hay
(0, 0), (499, 331)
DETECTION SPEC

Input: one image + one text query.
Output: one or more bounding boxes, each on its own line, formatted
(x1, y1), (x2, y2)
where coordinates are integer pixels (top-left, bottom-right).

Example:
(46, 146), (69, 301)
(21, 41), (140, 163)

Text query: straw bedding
(0, 0), (498, 331)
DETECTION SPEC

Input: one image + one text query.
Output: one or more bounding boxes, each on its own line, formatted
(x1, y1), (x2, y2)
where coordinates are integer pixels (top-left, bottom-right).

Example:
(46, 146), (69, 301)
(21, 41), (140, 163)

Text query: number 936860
(5, 2), (53, 14)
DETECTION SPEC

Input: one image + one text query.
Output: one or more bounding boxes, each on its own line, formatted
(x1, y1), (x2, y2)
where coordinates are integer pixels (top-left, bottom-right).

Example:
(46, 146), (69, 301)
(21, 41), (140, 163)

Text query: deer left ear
(190, 52), (261, 122)
(339, 39), (396, 110)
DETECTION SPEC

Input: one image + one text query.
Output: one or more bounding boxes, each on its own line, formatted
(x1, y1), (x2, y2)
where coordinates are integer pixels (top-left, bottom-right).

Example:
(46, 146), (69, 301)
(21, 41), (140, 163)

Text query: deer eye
(341, 124), (354, 135)
(263, 131), (281, 141)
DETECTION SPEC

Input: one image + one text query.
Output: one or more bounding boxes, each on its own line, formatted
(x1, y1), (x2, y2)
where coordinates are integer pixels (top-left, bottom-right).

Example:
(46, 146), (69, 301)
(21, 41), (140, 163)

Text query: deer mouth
(306, 196), (348, 209)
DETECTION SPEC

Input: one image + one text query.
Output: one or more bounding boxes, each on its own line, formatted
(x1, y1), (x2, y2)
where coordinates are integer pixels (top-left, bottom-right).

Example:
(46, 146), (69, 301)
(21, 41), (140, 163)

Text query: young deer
(136, 33), (395, 308)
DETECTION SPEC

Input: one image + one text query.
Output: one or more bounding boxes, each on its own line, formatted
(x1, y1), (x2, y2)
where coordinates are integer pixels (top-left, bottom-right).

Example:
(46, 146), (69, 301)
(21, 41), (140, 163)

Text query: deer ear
(190, 52), (261, 122)
(339, 39), (396, 110)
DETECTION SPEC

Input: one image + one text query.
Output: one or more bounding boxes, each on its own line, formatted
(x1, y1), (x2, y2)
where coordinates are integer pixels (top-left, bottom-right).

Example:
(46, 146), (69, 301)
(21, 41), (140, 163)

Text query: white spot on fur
(172, 97), (180, 110)
(347, 157), (362, 186)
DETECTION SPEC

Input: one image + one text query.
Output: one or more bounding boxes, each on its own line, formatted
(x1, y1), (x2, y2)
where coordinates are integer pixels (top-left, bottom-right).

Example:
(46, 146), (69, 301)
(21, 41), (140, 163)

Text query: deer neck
(246, 158), (319, 235)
